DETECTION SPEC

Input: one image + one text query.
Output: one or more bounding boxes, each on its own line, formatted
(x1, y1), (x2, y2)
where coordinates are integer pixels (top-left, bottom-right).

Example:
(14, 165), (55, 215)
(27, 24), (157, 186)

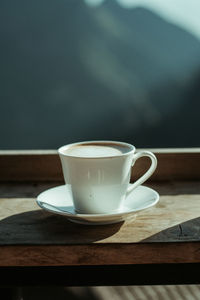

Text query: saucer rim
(36, 184), (159, 218)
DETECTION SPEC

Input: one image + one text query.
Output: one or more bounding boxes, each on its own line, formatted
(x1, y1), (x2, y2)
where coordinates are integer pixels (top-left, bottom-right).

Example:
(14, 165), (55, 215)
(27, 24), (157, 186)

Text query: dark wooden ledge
(0, 148), (200, 182)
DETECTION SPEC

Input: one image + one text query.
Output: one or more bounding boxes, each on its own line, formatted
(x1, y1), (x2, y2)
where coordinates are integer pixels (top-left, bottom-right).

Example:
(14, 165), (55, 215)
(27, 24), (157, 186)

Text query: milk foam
(64, 145), (128, 157)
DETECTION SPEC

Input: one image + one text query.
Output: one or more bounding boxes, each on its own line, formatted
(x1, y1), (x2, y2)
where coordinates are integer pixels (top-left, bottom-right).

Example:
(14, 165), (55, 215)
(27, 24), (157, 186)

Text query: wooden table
(0, 149), (200, 288)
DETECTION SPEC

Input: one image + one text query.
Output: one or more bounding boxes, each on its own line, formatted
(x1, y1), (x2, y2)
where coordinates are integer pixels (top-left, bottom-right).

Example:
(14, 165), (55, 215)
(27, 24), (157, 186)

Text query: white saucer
(36, 185), (159, 225)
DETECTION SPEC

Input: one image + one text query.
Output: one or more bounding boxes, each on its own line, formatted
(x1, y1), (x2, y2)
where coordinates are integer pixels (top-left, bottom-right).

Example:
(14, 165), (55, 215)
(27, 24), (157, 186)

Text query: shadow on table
(141, 216), (200, 242)
(14, 285), (200, 300)
(22, 287), (98, 300)
(0, 210), (123, 245)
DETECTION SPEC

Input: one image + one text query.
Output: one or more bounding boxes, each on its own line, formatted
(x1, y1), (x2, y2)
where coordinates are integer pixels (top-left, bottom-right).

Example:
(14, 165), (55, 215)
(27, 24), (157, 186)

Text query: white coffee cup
(58, 141), (157, 214)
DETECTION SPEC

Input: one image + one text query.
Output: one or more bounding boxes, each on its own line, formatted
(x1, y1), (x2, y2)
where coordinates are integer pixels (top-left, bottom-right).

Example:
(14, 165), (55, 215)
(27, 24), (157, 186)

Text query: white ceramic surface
(58, 141), (157, 214)
(36, 184), (159, 225)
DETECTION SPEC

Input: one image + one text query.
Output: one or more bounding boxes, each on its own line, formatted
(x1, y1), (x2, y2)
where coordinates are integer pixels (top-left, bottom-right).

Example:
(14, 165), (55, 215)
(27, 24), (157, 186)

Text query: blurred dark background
(0, 0), (200, 149)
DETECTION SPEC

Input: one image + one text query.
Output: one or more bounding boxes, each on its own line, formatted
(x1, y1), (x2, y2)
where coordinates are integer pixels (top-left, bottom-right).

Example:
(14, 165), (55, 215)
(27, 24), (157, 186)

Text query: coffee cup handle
(126, 151), (157, 196)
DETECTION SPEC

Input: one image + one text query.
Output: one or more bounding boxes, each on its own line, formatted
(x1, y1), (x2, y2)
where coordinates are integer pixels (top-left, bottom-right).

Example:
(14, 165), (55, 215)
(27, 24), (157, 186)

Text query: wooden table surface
(0, 150), (200, 286)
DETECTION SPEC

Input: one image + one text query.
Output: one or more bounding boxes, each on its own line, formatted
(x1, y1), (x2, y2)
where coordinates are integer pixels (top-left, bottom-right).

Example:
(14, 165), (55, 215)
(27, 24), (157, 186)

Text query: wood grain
(0, 193), (200, 245)
(0, 151), (200, 286)
(0, 149), (200, 182)
(0, 242), (200, 267)
(0, 151), (62, 182)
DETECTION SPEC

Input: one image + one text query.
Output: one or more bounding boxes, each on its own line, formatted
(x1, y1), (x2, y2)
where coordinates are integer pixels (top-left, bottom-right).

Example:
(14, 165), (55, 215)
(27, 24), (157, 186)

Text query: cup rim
(58, 140), (135, 159)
